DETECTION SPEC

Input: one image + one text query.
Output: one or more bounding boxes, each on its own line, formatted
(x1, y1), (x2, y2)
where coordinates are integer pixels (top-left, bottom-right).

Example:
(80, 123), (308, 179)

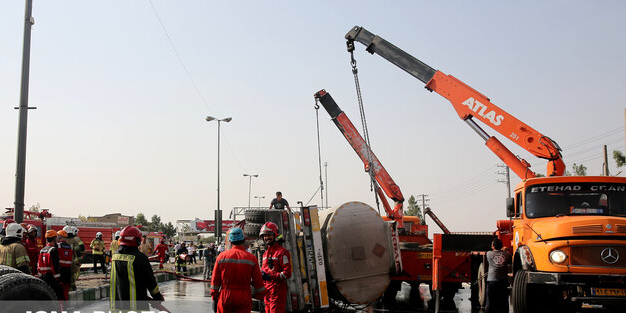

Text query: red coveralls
(211, 245), (266, 313)
(262, 243), (292, 313)
(154, 243), (169, 269)
(24, 236), (39, 274)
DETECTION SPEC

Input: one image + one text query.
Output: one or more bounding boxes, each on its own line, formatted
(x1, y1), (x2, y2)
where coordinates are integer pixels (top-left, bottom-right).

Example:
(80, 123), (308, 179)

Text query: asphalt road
(76, 275), (612, 313)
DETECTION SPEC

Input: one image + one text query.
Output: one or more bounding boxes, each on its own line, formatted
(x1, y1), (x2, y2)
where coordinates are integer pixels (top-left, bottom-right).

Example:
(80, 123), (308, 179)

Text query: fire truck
(324, 25), (626, 312)
(1, 209), (121, 263)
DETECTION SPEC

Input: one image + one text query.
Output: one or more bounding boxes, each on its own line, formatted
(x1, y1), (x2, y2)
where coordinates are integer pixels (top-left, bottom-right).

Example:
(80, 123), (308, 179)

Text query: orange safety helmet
(119, 226), (142, 247)
(57, 230), (68, 237)
(45, 229), (58, 238)
(259, 222), (279, 237)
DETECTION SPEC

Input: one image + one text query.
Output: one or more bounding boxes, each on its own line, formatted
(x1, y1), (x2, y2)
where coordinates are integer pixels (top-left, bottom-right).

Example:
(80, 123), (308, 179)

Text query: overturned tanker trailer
(243, 201), (399, 311)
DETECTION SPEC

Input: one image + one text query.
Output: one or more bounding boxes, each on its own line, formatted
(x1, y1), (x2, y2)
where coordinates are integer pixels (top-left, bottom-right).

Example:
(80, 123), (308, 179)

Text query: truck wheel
(0, 265), (22, 277)
(244, 222), (262, 237)
(0, 272), (57, 300)
(245, 209), (268, 224)
(477, 262), (487, 308)
(512, 269), (539, 313)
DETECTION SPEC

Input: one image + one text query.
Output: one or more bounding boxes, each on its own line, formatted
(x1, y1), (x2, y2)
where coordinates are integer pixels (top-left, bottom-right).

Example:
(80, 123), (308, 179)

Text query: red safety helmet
(259, 222), (279, 237)
(3, 218), (15, 229)
(27, 224), (37, 233)
(119, 226), (142, 247)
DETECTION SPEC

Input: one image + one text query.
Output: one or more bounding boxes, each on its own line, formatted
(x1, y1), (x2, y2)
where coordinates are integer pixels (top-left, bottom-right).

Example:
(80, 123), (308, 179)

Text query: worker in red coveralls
(56, 230), (74, 300)
(153, 239), (169, 269)
(260, 222), (292, 313)
(24, 224), (40, 274)
(211, 227), (265, 313)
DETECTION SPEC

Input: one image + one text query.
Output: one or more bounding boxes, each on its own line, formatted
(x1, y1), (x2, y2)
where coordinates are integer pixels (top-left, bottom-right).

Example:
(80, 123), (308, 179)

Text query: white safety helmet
(6, 223), (25, 238)
(71, 226), (79, 236)
(96, 232), (103, 237)
(115, 231), (121, 239)
(62, 225), (72, 233)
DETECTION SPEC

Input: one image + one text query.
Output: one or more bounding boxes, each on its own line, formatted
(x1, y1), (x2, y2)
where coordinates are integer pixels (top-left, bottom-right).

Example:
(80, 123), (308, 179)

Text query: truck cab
(508, 176), (626, 310)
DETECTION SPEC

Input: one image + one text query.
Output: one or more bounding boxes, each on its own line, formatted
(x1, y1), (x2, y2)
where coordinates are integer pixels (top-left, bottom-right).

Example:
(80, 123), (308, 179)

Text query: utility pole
(603, 145), (610, 176)
(418, 194), (429, 212)
(14, 0), (36, 223)
(497, 164), (511, 198)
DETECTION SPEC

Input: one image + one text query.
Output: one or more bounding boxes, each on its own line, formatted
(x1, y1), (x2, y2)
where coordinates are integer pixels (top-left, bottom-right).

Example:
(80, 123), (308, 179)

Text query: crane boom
(345, 26), (565, 179)
(314, 90), (404, 227)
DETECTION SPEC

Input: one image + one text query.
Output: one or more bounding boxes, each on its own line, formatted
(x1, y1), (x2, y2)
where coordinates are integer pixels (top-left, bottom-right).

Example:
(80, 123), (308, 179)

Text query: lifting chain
(347, 40), (381, 213)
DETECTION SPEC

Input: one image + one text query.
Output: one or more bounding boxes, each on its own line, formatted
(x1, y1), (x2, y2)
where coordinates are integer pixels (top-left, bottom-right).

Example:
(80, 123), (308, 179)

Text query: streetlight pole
(243, 174), (258, 209)
(206, 116), (232, 243)
(254, 196), (265, 208)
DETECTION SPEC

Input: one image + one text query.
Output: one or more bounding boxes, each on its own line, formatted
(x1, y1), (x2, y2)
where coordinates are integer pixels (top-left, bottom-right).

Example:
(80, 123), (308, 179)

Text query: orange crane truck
(343, 25), (626, 312)
(314, 90), (494, 310)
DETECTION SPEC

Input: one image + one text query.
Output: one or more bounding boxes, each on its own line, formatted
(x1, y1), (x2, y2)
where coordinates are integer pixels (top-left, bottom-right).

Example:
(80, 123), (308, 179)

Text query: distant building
(91, 213), (135, 227)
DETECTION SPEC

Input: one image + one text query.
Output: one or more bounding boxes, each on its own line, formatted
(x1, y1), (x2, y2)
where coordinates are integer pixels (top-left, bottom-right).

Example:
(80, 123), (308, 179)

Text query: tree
(136, 213), (149, 228)
(572, 163), (587, 176)
(405, 195), (424, 223)
(161, 222), (176, 238)
(614, 150), (625, 168)
(150, 215), (163, 232)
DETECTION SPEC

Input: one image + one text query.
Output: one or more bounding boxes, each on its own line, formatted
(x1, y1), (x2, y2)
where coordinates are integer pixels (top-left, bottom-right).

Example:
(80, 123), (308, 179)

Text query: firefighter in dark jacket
(110, 226), (164, 311)
(37, 230), (64, 300)
(0, 223), (31, 274)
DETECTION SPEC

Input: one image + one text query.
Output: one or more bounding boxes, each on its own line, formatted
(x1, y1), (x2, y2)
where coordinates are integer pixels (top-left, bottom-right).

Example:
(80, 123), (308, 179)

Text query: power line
(148, 0), (214, 114)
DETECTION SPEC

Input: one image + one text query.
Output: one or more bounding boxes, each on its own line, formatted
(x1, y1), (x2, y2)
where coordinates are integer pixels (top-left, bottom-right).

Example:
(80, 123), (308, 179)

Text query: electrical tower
(497, 164), (511, 198)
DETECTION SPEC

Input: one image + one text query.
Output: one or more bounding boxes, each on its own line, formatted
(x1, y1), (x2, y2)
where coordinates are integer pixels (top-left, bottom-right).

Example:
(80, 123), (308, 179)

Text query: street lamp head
(205, 116), (215, 122)
(222, 117), (233, 123)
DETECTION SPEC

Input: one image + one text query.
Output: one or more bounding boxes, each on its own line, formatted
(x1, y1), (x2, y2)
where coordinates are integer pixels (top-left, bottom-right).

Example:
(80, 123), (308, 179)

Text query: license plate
(591, 287), (626, 296)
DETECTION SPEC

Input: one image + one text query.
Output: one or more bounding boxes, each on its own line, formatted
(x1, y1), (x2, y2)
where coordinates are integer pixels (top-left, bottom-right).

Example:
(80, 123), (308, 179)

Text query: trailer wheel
(245, 209), (268, 224)
(0, 272), (57, 300)
(244, 222), (262, 237)
(0, 265), (22, 277)
(477, 262), (487, 308)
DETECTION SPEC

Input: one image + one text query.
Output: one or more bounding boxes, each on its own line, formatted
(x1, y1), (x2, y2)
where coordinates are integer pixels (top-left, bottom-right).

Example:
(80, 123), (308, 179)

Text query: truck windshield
(525, 183), (626, 218)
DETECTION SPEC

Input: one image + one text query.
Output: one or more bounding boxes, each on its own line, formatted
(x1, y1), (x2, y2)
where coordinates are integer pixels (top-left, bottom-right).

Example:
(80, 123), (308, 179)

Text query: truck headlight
(549, 250), (568, 264)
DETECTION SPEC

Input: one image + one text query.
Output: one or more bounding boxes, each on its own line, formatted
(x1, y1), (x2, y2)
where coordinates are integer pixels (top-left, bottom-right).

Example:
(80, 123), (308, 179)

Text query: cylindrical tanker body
(319, 201), (395, 304)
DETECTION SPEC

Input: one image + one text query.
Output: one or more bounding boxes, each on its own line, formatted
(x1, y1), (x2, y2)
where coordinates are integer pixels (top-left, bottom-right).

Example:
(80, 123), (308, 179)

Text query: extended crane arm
(314, 90), (404, 226)
(345, 26), (565, 179)
(423, 207), (450, 235)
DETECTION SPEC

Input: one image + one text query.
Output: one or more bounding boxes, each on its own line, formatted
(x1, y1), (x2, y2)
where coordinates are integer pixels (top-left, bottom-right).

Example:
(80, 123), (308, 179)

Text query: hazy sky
(1, 1), (624, 232)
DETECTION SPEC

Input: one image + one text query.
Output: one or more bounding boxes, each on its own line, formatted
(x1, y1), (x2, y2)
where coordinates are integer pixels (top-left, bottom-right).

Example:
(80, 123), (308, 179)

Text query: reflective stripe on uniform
(110, 253), (137, 310)
(59, 260), (72, 265)
(217, 258), (255, 266)
(39, 266), (52, 271)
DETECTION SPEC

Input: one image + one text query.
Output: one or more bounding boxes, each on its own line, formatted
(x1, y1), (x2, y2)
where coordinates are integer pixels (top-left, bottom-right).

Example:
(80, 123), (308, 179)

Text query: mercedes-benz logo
(601, 247), (620, 264)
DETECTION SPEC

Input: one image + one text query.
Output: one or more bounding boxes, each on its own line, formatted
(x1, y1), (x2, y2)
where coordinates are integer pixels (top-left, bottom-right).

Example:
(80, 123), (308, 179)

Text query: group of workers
(0, 220), (86, 301)
(0, 191), (294, 312)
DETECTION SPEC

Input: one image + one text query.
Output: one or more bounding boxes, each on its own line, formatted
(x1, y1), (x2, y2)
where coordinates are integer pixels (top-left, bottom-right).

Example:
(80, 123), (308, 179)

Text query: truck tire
(245, 209), (267, 224)
(244, 222), (262, 237)
(0, 272), (57, 300)
(0, 265), (22, 277)
(477, 262), (487, 308)
(512, 269), (537, 313)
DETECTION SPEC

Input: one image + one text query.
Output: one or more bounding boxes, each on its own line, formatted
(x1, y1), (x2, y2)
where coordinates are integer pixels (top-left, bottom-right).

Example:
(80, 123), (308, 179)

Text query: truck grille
(570, 245), (626, 268)
(571, 225), (602, 234)
(616, 224), (626, 234)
